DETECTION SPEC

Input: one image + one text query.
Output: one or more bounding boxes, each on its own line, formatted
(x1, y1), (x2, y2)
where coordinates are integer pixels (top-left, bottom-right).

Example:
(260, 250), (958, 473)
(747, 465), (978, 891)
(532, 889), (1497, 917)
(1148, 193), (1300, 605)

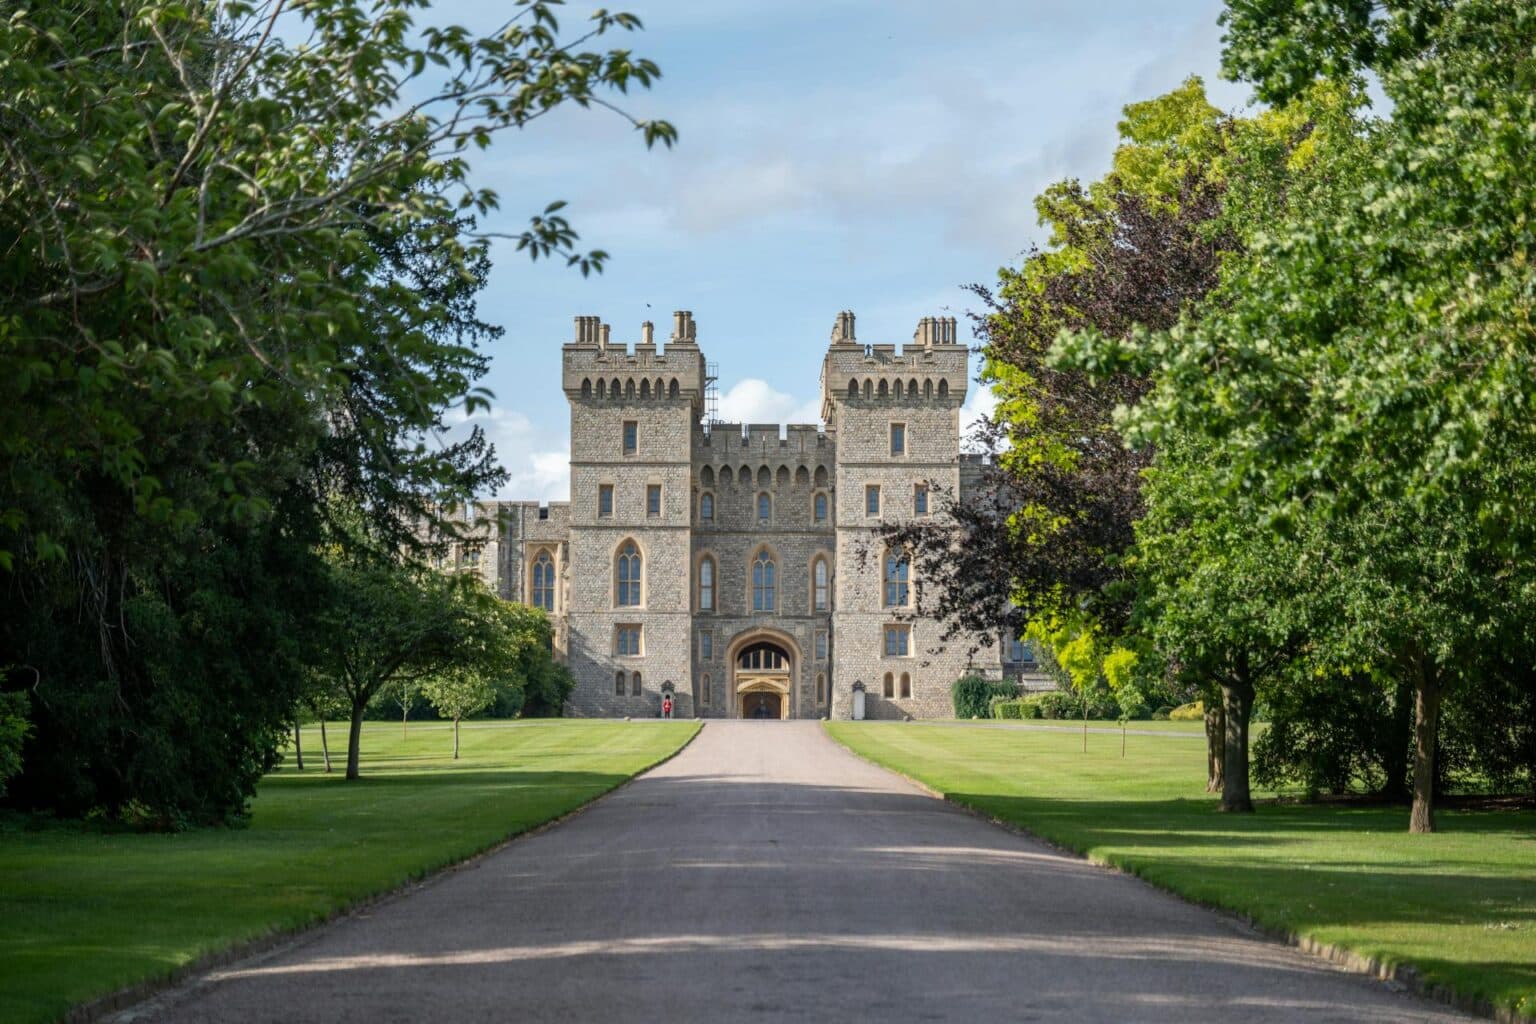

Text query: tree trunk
(346, 700), (366, 781)
(1204, 702), (1225, 793)
(319, 718), (332, 774)
(402, 694), (409, 740)
(453, 716), (461, 760)
(1220, 676), (1256, 813)
(1409, 656), (1443, 834)
(293, 721), (304, 771)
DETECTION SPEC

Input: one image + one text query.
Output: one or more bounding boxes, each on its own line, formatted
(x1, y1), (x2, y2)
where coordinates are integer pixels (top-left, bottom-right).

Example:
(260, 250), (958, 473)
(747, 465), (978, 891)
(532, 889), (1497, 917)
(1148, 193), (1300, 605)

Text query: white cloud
(715, 378), (823, 426)
(960, 376), (1000, 453)
(440, 405), (572, 503)
(500, 450), (571, 504)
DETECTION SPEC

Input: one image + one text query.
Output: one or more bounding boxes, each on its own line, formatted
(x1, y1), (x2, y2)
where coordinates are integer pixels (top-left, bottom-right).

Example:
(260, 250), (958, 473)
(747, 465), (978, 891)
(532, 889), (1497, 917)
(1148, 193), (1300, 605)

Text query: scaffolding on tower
(704, 361), (720, 431)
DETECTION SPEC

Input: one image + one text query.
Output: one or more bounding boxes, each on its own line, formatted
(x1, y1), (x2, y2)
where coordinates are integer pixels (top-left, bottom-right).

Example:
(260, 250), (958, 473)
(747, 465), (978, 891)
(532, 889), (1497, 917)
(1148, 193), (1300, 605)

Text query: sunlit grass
(826, 720), (1536, 1019)
(0, 720), (697, 1024)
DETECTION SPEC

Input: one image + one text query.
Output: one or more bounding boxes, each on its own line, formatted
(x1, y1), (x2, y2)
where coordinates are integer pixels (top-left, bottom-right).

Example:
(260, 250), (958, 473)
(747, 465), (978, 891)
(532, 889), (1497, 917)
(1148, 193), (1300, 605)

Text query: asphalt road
(119, 721), (1470, 1023)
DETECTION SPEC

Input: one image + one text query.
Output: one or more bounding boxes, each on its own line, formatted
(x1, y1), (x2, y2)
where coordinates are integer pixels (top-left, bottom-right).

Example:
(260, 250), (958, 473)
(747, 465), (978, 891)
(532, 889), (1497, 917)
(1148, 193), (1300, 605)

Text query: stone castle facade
(449, 310), (1043, 719)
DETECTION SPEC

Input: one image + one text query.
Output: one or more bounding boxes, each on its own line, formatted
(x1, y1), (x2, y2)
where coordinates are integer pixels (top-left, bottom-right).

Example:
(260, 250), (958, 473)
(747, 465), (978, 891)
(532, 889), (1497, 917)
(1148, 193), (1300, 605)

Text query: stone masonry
(449, 310), (1050, 719)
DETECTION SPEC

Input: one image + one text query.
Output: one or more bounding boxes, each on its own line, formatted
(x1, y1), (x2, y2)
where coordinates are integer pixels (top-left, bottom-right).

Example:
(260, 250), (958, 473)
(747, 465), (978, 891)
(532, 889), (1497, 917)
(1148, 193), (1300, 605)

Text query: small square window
(598, 484), (614, 517)
(890, 422), (906, 456)
(647, 484), (662, 517)
(623, 421), (638, 455)
(883, 624), (911, 657)
(914, 483), (929, 515)
(616, 624), (642, 656)
(866, 484), (881, 517)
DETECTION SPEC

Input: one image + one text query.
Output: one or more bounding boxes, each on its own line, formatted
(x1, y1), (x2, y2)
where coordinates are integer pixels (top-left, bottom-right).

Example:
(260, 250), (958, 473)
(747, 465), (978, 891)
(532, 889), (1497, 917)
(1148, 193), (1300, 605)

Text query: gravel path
(119, 721), (1469, 1023)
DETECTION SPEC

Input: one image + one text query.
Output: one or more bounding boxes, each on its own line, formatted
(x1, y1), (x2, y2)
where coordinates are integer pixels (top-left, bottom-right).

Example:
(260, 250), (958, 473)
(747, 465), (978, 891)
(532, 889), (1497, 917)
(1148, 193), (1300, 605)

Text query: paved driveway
(121, 722), (1469, 1023)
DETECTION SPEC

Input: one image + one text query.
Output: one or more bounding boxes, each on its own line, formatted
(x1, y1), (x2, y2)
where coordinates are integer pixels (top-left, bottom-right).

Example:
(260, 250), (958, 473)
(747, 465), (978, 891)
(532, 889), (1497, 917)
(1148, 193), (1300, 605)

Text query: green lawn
(0, 719), (697, 1024)
(941, 718), (1216, 734)
(826, 721), (1536, 1020)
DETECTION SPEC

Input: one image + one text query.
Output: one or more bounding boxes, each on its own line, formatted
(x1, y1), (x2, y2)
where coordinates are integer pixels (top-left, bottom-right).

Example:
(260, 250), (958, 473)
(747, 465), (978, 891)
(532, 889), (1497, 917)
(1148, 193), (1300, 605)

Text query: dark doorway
(743, 693), (782, 719)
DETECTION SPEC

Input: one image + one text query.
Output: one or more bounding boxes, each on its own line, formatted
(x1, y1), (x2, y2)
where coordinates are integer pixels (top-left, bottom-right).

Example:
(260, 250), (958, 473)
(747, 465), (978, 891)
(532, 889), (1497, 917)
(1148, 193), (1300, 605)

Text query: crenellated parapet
(820, 312), (968, 425)
(563, 310), (707, 415)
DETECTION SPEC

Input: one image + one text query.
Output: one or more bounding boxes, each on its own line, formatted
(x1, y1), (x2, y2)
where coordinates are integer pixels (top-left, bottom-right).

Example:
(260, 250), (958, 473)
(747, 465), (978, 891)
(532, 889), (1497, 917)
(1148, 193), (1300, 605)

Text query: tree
(313, 557), (508, 780)
(0, 0), (674, 821)
(1072, 0), (1536, 831)
(422, 672), (496, 760)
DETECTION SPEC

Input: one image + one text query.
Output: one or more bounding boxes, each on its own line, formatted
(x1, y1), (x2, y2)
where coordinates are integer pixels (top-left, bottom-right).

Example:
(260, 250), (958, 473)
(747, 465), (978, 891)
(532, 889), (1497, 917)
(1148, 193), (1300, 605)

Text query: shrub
(952, 676), (1016, 719)
(1151, 706), (1173, 721)
(1027, 690), (1118, 720)
(1169, 700), (1204, 721)
(0, 689), (30, 798)
(990, 698), (1037, 720)
(1031, 691), (1077, 720)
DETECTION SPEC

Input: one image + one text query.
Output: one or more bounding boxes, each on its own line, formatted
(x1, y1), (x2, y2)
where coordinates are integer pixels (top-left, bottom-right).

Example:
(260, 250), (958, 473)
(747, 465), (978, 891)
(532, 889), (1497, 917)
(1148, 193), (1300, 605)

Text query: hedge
(952, 676), (1018, 719)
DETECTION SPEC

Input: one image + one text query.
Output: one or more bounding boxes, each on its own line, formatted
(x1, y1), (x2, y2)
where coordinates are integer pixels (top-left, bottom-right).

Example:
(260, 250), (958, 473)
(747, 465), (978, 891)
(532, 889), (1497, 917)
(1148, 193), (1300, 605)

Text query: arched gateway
(730, 633), (797, 720)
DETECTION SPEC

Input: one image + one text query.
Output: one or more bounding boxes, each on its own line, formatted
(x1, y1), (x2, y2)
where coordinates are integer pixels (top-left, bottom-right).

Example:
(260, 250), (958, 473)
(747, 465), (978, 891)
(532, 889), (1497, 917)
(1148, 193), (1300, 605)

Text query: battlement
(820, 311), (969, 418)
(696, 422), (831, 455)
(563, 311), (707, 412)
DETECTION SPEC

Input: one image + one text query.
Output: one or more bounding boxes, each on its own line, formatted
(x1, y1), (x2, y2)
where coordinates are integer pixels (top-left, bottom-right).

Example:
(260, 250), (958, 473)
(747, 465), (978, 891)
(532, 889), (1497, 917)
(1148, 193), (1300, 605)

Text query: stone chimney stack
(641, 321), (654, 347)
(913, 315), (959, 347)
(830, 309), (857, 344)
(598, 322), (610, 350)
(670, 310), (698, 345)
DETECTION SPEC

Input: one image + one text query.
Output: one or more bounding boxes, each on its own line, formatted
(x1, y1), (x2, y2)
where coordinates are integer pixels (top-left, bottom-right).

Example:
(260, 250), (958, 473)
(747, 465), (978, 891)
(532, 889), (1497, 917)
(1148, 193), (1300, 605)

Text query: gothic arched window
(531, 551), (555, 611)
(700, 492), (714, 521)
(616, 541), (642, 607)
(699, 556), (715, 611)
(883, 550), (910, 607)
(757, 492), (771, 523)
(814, 492), (828, 522)
(752, 551), (776, 612)
(813, 557), (830, 612)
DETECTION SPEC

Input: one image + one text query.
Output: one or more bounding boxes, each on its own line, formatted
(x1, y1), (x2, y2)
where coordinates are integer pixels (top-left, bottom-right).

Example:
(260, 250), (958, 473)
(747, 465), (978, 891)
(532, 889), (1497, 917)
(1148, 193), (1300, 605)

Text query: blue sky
(438, 0), (1251, 501)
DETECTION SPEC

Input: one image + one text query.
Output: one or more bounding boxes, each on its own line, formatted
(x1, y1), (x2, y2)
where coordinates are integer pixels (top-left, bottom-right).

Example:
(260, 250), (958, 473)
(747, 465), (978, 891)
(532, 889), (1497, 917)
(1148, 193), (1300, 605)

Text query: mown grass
(943, 718), (1216, 733)
(0, 719), (698, 1024)
(826, 720), (1536, 1020)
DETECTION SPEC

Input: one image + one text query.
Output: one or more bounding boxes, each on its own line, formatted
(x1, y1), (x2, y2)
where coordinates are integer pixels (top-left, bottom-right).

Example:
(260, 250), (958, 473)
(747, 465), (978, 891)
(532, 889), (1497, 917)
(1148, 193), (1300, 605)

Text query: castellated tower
(561, 312), (706, 716)
(822, 312), (1000, 719)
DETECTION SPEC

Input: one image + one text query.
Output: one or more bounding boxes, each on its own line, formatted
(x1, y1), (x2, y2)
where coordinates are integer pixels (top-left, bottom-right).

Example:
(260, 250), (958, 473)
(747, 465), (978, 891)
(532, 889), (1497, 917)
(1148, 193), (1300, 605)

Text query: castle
(448, 310), (1040, 719)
